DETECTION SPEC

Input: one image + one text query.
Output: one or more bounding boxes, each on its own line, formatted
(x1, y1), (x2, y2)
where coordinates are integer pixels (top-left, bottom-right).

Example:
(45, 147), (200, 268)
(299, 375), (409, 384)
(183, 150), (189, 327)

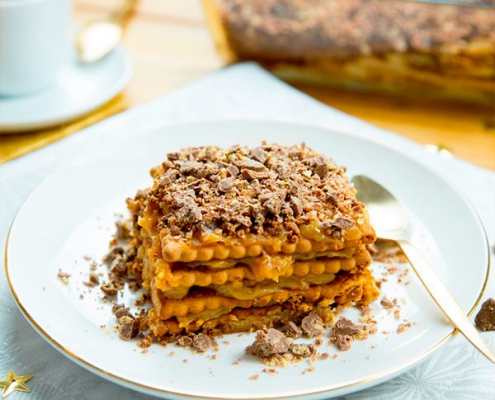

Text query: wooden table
(3, 0), (495, 170)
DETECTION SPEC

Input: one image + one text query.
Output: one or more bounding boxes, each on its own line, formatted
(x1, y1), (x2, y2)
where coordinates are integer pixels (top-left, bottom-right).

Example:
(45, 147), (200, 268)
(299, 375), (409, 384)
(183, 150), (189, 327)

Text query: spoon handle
(112, 0), (141, 30)
(397, 239), (495, 364)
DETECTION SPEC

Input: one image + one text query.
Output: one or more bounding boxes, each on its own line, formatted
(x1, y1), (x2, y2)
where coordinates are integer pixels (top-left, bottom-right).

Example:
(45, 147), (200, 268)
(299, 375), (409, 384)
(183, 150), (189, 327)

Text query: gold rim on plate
(3, 121), (492, 399)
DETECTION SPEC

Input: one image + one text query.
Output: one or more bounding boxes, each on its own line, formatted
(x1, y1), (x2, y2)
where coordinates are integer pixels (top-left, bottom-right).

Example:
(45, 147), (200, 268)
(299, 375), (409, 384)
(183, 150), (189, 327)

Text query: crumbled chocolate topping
(329, 317), (366, 351)
(113, 304), (133, 320)
(177, 336), (194, 348)
(397, 322), (413, 334)
(132, 143), (362, 240)
(251, 146), (267, 164)
(301, 312), (324, 338)
(380, 296), (397, 310)
(57, 269), (71, 284)
(102, 247), (124, 264)
(246, 328), (290, 358)
(109, 255), (126, 276)
(475, 298), (495, 331)
(101, 281), (119, 296)
(217, 177), (235, 193)
(281, 321), (303, 339)
(177, 333), (214, 352)
(192, 333), (214, 352)
(289, 343), (314, 358)
(101, 245), (138, 296)
(83, 273), (100, 287)
(115, 221), (131, 240)
(118, 316), (140, 340)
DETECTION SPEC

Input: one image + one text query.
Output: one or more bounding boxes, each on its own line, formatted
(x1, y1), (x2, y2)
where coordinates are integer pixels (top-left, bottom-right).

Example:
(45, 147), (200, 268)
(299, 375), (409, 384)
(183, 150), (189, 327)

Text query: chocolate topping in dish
(245, 328), (290, 358)
(475, 298), (495, 331)
(217, 0), (495, 58)
(129, 143), (364, 240)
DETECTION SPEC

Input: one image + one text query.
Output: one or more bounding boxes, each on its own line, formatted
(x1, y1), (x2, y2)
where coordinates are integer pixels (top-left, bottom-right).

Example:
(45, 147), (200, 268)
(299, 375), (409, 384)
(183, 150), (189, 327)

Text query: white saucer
(0, 45), (132, 133)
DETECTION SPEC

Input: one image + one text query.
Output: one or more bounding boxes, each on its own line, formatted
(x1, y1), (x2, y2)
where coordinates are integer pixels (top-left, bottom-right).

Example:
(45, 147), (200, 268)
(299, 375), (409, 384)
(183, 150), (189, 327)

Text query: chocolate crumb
(239, 159), (266, 171)
(301, 312), (324, 338)
(290, 343), (314, 358)
(329, 317), (366, 351)
(281, 321), (303, 339)
(251, 147), (267, 164)
(118, 316), (140, 340)
(397, 322), (413, 334)
(246, 328), (290, 358)
(57, 269), (71, 284)
(113, 305), (133, 320)
(289, 196), (303, 217)
(83, 273), (100, 287)
(217, 177), (234, 193)
(100, 281), (119, 296)
(475, 298), (495, 331)
(192, 333), (214, 352)
(380, 296), (397, 310)
(103, 247), (124, 264)
(177, 336), (194, 348)
(242, 169), (270, 181)
(226, 164), (239, 177)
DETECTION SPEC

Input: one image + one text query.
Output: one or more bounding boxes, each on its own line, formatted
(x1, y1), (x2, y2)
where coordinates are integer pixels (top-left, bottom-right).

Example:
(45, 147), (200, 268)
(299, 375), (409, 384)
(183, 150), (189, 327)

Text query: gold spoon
(76, 0), (140, 63)
(352, 174), (495, 363)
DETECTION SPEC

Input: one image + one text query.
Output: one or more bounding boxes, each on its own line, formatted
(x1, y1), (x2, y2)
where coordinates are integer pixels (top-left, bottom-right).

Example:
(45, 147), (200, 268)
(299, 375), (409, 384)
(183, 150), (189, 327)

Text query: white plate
(0, 46), (132, 133)
(5, 120), (490, 400)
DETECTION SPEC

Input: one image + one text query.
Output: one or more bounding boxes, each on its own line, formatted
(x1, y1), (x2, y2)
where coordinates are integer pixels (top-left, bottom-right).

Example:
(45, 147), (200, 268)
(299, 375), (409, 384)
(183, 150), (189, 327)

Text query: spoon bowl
(75, 0), (139, 64)
(77, 22), (123, 64)
(352, 175), (409, 240)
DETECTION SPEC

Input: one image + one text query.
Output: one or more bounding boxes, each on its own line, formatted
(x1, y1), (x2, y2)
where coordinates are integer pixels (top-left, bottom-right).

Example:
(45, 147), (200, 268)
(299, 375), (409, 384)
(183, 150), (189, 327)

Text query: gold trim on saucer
(0, 94), (127, 165)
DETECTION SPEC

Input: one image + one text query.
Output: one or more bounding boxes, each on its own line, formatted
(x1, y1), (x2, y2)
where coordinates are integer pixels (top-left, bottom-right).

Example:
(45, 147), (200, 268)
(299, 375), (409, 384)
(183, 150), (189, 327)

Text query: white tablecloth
(1, 63), (494, 400)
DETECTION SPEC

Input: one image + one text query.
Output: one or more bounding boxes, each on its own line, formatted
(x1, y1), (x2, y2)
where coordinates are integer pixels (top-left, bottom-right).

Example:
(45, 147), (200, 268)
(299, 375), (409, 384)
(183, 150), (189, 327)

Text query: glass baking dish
(202, 0), (495, 106)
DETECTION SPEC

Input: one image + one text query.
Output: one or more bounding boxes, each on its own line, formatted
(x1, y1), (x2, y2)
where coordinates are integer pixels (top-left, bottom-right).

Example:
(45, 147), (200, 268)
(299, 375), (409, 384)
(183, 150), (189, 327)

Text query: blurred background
(2, 0), (494, 169)
(74, 0), (494, 168)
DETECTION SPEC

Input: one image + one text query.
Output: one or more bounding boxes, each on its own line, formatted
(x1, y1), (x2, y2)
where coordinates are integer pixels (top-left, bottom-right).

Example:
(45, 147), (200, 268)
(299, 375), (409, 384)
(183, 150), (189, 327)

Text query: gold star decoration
(0, 370), (34, 398)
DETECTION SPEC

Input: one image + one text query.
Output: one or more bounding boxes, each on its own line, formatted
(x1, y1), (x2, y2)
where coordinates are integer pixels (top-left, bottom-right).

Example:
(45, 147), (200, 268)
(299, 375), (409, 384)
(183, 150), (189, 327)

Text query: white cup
(0, 0), (72, 96)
